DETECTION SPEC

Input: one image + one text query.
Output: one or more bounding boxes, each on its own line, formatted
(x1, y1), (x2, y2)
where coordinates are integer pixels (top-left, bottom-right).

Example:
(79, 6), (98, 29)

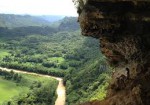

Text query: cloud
(0, 0), (77, 16)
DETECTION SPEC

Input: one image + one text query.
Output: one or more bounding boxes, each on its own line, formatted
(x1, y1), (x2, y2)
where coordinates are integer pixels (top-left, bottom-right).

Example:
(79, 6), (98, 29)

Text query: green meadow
(0, 73), (58, 105)
(0, 77), (28, 104)
(0, 49), (10, 60)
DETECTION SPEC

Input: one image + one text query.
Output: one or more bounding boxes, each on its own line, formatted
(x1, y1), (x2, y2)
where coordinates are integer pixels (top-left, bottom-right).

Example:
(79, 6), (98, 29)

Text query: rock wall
(77, 0), (150, 105)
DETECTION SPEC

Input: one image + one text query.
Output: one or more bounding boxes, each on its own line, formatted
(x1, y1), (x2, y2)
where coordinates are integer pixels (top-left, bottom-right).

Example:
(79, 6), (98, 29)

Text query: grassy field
(0, 49), (10, 60)
(20, 73), (57, 86)
(0, 73), (58, 104)
(48, 57), (65, 64)
(0, 77), (29, 104)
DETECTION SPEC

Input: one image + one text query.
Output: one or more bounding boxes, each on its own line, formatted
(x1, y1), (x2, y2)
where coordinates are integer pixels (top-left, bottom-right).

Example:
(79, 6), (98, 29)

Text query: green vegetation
(0, 14), (111, 104)
(64, 53), (111, 104)
(0, 49), (10, 60)
(0, 70), (58, 105)
(0, 26), (98, 77)
(0, 77), (28, 104)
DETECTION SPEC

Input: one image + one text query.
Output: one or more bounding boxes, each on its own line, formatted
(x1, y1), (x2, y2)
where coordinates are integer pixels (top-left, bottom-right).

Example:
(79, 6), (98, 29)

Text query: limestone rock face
(77, 0), (150, 105)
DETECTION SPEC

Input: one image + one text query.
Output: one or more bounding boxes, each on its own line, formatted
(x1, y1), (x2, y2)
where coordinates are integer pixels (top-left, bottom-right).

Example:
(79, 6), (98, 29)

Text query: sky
(0, 0), (78, 16)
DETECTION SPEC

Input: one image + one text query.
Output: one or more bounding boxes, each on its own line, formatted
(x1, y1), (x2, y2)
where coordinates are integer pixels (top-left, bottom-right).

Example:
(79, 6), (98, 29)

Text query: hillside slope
(0, 14), (51, 28)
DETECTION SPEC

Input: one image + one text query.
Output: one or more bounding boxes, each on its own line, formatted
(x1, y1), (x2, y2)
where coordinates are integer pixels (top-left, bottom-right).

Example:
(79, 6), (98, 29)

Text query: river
(0, 67), (66, 105)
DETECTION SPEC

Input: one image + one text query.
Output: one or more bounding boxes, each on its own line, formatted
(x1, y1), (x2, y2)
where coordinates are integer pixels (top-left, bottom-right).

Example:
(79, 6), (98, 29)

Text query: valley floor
(0, 66), (66, 105)
(0, 77), (28, 104)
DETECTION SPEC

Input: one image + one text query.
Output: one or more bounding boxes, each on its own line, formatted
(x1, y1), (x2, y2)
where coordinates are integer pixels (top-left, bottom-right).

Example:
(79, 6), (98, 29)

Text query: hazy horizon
(0, 0), (78, 16)
(0, 13), (78, 17)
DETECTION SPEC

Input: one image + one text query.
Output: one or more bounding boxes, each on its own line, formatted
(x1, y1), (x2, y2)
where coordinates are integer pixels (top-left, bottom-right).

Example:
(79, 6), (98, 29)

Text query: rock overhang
(78, 0), (150, 38)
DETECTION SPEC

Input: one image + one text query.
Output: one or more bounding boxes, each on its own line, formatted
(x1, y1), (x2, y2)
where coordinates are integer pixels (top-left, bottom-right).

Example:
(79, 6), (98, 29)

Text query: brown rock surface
(76, 0), (150, 105)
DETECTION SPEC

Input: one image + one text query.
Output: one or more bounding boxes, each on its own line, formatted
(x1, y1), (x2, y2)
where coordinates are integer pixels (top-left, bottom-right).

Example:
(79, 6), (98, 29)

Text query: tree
(60, 63), (68, 70)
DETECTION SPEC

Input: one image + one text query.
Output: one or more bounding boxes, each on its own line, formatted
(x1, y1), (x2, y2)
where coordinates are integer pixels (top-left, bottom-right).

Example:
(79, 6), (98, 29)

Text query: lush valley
(0, 14), (110, 105)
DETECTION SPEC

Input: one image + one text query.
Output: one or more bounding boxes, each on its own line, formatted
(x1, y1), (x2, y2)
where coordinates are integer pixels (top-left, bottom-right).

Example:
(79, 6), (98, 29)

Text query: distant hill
(38, 15), (64, 22)
(0, 14), (52, 28)
(0, 15), (80, 38)
(0, 14), (79, 30)
(58, 17), (79, 31)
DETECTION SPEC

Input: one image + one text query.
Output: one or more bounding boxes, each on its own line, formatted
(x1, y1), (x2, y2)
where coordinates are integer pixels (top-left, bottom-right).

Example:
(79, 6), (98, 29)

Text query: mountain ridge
(0, 14), (65, 28)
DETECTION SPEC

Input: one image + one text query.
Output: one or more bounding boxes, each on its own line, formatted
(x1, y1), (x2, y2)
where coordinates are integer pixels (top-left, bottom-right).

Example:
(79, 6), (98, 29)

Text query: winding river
(0, 67), (66, 105)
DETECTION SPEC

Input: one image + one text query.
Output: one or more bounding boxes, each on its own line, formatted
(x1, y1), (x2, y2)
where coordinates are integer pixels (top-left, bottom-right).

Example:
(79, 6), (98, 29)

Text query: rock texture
(77, 0), (150, 105)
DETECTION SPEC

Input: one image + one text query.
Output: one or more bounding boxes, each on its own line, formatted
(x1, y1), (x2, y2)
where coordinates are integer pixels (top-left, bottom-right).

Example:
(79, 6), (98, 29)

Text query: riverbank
(0, 67), (66, 105)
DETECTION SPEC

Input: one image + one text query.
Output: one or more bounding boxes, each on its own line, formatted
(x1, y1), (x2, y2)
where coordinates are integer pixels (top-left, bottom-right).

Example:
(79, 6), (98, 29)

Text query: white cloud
(0, 0), (78, 16)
